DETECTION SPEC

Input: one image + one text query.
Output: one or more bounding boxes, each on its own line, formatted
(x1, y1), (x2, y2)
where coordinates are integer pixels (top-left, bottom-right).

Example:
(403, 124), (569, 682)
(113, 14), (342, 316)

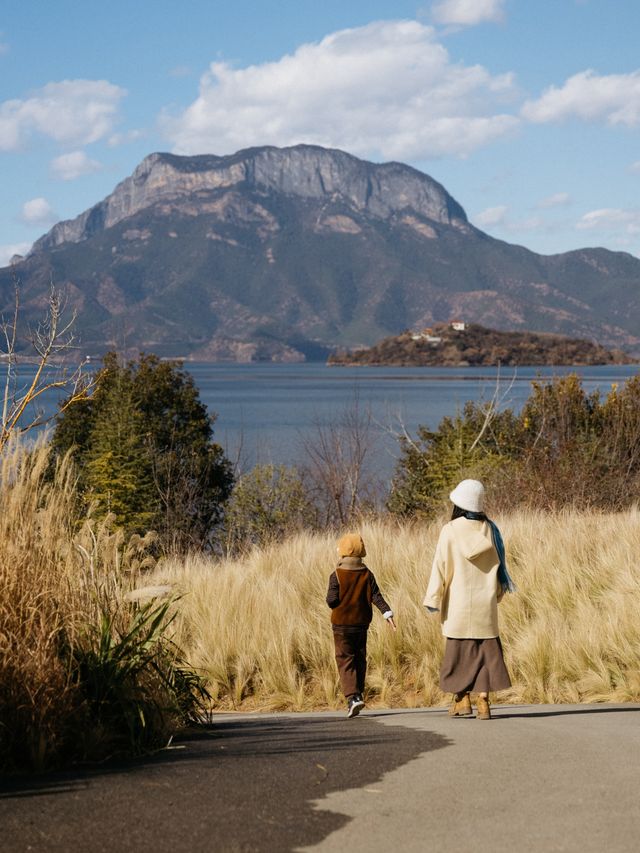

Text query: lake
(13, 361), (640, 479)
(184, 363), (640, 476)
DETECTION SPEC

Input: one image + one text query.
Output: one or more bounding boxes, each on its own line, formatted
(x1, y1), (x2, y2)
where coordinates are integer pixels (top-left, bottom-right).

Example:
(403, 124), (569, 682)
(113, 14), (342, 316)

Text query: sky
(2, 0), (640, 267)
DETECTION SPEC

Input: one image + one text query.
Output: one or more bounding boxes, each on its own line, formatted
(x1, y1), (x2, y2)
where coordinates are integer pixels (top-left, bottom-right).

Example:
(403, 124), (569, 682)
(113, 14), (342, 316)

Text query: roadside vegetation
(0, 440), (209, 772)
(2, 289), (640, 770)
(153, 512), (640, 710)
(0, 294), (212, 772)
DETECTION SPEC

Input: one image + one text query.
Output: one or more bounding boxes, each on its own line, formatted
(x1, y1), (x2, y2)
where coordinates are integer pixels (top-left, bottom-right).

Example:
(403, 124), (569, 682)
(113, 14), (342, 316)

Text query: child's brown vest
(331, 567), (373, 626)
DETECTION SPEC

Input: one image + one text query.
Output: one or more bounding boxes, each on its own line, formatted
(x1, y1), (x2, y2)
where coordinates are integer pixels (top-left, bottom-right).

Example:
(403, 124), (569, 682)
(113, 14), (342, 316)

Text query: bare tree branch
(300, 392), (380, 526)
(469, 365), (517, 452)
(0, 278), (93, 453)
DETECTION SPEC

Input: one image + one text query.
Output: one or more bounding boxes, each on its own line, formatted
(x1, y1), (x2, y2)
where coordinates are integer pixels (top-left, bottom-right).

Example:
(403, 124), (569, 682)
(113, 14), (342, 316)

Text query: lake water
(184, 363), (640, 476)
(13, 361), (640, 478)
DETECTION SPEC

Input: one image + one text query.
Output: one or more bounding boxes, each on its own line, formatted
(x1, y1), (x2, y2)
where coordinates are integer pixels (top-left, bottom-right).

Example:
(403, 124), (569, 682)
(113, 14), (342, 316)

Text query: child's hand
(387, 616), (397, 631)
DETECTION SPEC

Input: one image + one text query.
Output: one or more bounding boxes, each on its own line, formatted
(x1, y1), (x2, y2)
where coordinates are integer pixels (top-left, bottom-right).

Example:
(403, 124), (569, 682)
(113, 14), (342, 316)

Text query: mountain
(3, 144), (640, 361)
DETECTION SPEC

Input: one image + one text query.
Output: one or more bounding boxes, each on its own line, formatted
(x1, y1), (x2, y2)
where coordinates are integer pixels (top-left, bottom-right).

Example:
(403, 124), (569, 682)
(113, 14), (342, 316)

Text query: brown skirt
(440, 637), (512, 694)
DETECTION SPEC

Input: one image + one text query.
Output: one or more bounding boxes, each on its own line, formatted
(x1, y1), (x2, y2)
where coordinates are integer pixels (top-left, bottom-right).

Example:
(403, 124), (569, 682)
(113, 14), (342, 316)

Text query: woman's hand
(387, 616), (397, 631)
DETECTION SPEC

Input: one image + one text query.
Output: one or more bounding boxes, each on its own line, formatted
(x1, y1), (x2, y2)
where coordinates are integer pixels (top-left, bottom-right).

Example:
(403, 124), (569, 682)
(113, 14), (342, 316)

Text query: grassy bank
(155, 511), (640, 710)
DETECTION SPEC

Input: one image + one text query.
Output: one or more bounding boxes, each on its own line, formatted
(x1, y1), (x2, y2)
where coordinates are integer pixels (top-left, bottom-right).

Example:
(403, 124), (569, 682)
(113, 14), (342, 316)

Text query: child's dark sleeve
(370, 572), (393, 616)
(326, 571), (340, 609)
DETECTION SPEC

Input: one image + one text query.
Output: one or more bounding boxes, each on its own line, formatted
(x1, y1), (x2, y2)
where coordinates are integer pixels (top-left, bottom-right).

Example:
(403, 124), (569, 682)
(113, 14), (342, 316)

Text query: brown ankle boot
(476, 695), (491, 720)
(448, 693), (473, 717)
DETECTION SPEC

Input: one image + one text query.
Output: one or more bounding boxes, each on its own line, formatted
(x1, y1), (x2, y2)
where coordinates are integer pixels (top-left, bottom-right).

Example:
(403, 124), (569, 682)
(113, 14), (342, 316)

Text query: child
(326, 533), (396, 718)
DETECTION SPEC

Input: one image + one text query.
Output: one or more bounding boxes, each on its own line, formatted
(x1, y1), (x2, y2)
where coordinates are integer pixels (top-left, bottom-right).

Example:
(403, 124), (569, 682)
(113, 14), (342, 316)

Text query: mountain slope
(3, 144), (640, 360)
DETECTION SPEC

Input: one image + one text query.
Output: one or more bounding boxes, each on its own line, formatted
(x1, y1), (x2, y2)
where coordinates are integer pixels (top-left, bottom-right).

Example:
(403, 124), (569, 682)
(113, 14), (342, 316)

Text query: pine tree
(83, 369), (156, 531)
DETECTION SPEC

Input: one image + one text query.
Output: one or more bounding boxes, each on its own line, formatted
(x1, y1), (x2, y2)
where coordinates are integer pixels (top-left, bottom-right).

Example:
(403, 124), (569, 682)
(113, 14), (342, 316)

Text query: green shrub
(388, 373), (640, 514)
(225, 464), (313, 551)
(71, 595), (208, 757)
(387, 401), (521, 516)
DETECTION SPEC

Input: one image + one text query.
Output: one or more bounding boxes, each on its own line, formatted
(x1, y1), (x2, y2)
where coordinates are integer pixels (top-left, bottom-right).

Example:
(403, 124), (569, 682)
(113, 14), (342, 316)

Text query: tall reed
(0, 441), (204, 771)
(155, 511), (640, 710)
(0, 441), (81, 768)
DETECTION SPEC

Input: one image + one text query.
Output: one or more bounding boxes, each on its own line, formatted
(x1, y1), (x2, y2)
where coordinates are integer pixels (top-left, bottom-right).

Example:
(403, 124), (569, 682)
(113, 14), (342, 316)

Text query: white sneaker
(347, 696), (365, 718)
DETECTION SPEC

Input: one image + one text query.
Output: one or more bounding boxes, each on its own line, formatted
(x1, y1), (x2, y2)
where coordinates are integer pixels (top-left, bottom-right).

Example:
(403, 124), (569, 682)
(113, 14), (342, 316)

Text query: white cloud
(537, 192), (571, 209)
(21, 197), (57, 226)
(432, 0), (506, 27)
(50, 150), (103, 180)
(576, 208), (640, 235)
(0, 242), (31, 268)
(474, 205), (508, 227)
(474, 206), (549, 234)
(163, 20), (519, 160)
(630, 160), (640, 174)
(107, 128), (145, 147)
(0, 79), (126, 151)
(522, 70), (640, 126)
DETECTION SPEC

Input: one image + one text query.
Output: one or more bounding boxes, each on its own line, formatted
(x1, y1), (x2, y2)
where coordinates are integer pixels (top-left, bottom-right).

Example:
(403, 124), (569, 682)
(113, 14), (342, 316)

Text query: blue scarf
(463, 511), (516, 594)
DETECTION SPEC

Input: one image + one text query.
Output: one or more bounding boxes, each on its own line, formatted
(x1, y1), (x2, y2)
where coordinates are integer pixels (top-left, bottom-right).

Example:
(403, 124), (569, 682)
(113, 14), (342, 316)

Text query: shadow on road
(0, 715), (451, 853)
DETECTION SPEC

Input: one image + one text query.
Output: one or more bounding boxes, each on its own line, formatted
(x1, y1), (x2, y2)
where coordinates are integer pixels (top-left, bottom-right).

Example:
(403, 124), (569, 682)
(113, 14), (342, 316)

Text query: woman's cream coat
(423, 516), (504, 638)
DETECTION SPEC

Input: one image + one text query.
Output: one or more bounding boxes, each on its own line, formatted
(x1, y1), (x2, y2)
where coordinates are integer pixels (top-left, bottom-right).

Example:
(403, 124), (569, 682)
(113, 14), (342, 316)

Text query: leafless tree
(301, 393), (381, 527)
(0, 280), (90, 453)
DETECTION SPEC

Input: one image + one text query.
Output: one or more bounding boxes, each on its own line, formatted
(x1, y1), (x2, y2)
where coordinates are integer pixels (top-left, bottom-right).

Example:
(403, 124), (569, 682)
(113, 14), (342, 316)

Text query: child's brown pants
(332, 627), (367, 698)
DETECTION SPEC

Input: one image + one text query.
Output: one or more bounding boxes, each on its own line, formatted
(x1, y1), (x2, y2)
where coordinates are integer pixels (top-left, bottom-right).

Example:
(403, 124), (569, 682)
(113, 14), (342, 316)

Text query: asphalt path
(1, 703), (639, 852)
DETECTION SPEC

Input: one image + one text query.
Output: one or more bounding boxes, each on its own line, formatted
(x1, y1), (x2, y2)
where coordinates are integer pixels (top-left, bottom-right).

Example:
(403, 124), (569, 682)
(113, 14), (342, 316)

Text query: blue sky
(2, 0), (640, 266)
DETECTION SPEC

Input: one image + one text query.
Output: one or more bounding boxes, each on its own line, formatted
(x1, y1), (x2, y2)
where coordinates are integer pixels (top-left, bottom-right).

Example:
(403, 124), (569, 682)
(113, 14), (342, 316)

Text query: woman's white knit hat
(449, 479), (485, 513)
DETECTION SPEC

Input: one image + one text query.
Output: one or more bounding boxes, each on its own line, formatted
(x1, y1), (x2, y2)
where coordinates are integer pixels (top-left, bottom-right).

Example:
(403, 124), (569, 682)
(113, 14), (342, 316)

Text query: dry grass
(0, 441), (82, 768)
(3, 438), (637, 770)
(0, 441), (184, 771)
(154, 510), (640, 711)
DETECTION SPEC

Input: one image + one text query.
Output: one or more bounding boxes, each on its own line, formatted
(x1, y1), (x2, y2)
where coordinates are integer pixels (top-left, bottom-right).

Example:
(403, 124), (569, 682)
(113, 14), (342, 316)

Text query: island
(328, 323), (637, 367)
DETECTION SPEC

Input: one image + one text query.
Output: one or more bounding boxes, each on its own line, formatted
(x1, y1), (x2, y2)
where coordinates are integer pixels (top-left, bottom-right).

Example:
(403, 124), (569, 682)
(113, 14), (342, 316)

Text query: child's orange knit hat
(337, 533), (366, 558)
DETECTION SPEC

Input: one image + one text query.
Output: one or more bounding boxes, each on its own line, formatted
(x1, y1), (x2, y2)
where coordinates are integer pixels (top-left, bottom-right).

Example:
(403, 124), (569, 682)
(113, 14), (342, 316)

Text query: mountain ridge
(31, 144), (469, 254)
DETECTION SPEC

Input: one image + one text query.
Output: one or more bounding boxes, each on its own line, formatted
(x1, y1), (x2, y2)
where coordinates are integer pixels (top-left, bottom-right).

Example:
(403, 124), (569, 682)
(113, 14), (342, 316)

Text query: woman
(424, 479), (515, 720)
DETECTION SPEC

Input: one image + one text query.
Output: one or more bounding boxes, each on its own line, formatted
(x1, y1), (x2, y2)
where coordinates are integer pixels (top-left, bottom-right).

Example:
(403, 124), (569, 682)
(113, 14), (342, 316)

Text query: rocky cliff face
(4, 144), (640, 361)
(31, 145), (468, 253)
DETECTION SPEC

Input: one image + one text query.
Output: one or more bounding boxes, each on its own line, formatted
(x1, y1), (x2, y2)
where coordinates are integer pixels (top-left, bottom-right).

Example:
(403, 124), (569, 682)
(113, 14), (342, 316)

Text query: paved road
(1, 704), (639, 852)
